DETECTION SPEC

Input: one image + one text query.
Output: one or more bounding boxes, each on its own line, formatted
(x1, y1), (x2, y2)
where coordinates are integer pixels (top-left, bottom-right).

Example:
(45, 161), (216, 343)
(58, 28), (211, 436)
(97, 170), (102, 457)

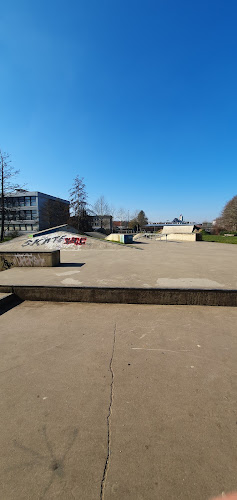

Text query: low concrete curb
(0, 285), (236, 306)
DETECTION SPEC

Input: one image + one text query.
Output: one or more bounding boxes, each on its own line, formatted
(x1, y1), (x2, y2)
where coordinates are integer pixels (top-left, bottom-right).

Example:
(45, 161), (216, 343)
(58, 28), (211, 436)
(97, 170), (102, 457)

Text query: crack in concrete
(100, 322), (116, 500)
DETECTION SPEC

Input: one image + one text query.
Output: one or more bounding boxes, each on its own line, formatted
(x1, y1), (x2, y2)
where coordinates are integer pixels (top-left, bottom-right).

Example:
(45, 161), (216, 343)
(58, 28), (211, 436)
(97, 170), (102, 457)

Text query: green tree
(128, 217), (139, 232)
(128, 210), (148, 232)
(137, 210), (148, 229)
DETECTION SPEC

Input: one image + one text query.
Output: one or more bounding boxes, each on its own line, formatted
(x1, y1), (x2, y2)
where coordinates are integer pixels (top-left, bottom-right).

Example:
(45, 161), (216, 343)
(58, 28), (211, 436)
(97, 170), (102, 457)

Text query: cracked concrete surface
(100, 323), (116, 500)
(1, 302), (237, 499)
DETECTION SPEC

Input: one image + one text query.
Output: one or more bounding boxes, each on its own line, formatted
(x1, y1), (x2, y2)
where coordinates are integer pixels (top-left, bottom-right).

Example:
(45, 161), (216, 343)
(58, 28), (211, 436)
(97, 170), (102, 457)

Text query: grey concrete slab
(0, 302), (237, 499)
(0, 239), (236, 290)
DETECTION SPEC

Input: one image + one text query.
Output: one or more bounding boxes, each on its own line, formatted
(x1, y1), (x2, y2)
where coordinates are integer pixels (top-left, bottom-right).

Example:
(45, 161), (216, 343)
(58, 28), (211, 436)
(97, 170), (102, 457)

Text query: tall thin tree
(69, 176), (88, 231)
(0, 149), (20, 241)
(93, 195), (110, 229)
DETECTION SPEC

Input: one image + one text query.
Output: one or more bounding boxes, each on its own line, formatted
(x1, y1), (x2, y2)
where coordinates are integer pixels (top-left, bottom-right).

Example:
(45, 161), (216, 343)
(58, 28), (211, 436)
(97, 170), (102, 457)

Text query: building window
(31, 196), (36, 205)
(25, 196), (31, 206)
(19, 197), (25, 207)
(25, 210), (32, 220)
(32, 210), (37, 219)
(9, 198), (16, 207)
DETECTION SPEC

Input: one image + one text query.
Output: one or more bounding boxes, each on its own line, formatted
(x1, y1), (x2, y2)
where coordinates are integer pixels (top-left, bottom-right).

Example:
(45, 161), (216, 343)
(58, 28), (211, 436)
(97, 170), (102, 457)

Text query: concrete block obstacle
(106, 233), (134, 243)
(0, 250), (60, 271)
(156, 225), (202, 242)
(157, 233), (202, 242)
(0, 285), (236, 307)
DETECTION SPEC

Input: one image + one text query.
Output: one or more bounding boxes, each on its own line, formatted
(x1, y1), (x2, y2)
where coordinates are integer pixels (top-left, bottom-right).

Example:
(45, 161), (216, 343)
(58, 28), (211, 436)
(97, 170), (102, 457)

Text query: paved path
(0, 239), (236, 289)
(0, 301), (237, 499)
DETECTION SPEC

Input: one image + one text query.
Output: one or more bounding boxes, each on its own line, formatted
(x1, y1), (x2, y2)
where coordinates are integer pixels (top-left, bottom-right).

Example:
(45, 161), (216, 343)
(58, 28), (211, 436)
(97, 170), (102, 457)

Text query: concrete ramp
(0, 231), (130, 253)
(0, 232), (85, 252)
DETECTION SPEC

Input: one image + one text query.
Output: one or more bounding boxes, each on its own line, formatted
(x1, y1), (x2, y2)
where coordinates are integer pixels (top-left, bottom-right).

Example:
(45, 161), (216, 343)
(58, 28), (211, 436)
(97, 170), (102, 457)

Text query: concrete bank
(0, 302), (237, 499)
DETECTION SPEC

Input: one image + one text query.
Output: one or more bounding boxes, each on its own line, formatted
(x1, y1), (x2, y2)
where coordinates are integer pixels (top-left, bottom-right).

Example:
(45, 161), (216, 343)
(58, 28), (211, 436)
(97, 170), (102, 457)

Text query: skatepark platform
(0, 237), (236, 306)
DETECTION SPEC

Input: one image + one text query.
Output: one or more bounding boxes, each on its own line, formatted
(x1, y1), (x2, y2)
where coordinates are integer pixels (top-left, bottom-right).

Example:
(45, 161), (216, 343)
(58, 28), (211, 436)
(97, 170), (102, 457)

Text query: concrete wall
(0, 250), (60, 271)
(162, 225), (195, 234)
(106, 234), (133, 243)
(157, 233), (202, 242)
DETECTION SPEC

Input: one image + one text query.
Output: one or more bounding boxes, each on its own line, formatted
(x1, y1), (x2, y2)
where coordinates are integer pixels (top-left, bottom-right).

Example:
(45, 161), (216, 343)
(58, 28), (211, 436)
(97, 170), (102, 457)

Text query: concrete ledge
(0, 250), (60, 271)
(0, 285), (236, 306)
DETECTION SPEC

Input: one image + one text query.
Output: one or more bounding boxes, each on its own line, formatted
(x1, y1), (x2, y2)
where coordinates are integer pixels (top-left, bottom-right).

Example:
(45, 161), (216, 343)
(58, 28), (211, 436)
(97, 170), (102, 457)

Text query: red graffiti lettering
(64, 237), (87, 245)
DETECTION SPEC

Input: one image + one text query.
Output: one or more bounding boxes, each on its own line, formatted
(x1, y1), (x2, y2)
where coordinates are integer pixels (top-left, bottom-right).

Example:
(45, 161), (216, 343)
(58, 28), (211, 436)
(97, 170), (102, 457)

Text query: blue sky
(0, 0), (237, 222)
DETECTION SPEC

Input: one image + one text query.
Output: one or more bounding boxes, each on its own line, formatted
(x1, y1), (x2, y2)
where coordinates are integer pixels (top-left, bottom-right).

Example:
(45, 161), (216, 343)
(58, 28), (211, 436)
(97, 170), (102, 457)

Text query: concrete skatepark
(0, 231), (237, 499)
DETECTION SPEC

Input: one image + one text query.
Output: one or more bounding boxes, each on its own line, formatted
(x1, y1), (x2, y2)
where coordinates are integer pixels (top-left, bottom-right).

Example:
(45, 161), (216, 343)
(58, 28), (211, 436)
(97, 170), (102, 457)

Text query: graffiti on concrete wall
(21, 235), (87, 247)
(0, 253), (45, 270)
(12, 253), (45, 267)
(1, 257), (13, 270)
(64, 237), (87, 245)
(22, 235), (67, 247)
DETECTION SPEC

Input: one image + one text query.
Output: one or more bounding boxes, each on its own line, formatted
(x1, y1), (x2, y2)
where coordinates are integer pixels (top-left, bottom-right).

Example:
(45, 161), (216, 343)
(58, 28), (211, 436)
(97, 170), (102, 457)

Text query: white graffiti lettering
(12, 253), (45, 267)
(22, 235), (67, 247)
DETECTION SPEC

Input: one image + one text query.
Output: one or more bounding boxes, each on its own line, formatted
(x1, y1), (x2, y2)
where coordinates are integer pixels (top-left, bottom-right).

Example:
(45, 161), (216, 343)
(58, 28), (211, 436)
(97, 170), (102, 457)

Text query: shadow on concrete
(58, 263), (86, 268)
(0, 296), (24, 316)
(130, 240), (149, 244)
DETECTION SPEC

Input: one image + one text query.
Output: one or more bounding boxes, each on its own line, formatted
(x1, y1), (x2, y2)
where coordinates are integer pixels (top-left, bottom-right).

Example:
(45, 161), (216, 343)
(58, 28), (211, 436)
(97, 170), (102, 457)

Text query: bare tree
(219, 195), (237, 232)
(69, 176), (89, 232)
(117, 207), (127, 232)
(0, 149), (21, 241)
(93, 195), (111, 230)
(93, 195), (110, 215)
(109, 204), (116, 232)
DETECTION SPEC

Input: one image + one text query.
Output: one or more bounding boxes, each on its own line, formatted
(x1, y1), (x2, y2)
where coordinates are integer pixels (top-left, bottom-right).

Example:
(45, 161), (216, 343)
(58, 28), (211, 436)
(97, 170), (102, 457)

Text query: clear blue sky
(0, 0), (236, 222)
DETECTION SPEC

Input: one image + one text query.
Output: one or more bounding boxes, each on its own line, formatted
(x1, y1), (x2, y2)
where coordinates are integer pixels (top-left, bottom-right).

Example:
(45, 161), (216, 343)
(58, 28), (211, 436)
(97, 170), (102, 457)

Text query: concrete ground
(0, 239), (237, 289)
(1, 301), (237, 499)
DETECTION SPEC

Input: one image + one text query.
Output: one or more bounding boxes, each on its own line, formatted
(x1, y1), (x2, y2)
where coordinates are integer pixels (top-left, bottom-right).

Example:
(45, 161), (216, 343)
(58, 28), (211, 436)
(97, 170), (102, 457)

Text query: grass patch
(0, 236), (15, 243)
(202, 234), (237, 244)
